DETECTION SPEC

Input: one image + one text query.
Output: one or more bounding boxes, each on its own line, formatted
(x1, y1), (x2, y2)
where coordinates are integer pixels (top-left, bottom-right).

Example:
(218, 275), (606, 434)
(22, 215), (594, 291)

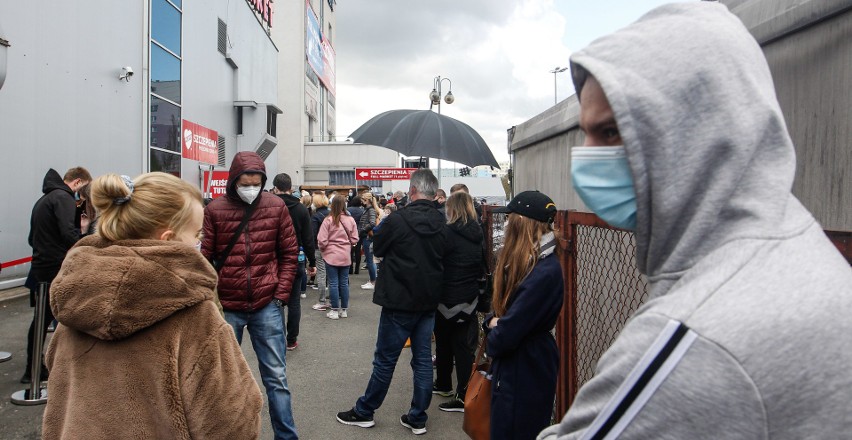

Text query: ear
(157, 229), (175, 241)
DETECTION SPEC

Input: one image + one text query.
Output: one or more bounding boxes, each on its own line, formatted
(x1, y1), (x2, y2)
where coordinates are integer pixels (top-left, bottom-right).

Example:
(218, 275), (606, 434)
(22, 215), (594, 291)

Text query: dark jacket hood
(279, 193), (301, 208)
(50, 235), (218, 341)
(42, 168), (72, 195)
(398, 199), (446, 236)
(226, 152), (267, 200)
(449, 219), (483, 244)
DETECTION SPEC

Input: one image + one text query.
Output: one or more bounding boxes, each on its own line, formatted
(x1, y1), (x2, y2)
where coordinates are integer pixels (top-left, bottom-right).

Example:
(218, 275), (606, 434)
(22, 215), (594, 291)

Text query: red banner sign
(202, 170), (230, 199)
(355, 168), (418, 181)
(182, 120), (219, 165)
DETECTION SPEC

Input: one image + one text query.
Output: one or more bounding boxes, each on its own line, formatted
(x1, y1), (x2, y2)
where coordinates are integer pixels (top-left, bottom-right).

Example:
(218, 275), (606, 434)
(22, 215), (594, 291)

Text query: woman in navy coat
(485, 191), (564, 440)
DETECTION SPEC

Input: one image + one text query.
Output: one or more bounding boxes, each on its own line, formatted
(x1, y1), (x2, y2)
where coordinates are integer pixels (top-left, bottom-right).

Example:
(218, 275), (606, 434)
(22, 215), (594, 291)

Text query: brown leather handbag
(463, 335), (492, 440)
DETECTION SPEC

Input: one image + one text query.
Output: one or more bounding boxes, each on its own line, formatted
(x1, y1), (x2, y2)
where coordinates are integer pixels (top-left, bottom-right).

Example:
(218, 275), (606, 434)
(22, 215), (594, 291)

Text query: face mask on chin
(570, 146), (637, 230)
(236, 185), (261, 204)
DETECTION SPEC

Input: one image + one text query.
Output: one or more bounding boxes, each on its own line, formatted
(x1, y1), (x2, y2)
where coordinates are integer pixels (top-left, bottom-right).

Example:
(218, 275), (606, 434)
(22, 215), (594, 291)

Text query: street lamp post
(549, 66), (568, 106)
(430, 75), (454, 188)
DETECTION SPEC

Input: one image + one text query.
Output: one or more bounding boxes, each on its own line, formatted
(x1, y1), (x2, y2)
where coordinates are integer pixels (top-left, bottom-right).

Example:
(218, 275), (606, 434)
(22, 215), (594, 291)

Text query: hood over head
(570, 3), (811, 294)
(399, 199), (446, 237)
(449, 219), (483, 244)
(279, 192), (301, 208)
(50, 235), (218, 340)
(226, 152), (267, 200)
(42, 168), (72, 195)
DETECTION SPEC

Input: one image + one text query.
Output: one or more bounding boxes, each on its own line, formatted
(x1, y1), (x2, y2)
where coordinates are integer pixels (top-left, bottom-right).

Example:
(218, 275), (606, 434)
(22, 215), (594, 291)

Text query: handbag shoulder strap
(471, 334), (488, 374)
(213, 200), (258, 272)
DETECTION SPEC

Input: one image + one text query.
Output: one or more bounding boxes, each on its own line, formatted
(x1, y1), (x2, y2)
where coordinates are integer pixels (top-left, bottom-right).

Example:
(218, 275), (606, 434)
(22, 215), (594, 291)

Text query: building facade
(0, 0), (280, 287)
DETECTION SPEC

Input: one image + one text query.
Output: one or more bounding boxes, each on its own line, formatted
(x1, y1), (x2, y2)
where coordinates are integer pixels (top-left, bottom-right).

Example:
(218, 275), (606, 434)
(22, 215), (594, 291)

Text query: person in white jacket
(540, 3), (852, 439)
(317, 196), (359, 319)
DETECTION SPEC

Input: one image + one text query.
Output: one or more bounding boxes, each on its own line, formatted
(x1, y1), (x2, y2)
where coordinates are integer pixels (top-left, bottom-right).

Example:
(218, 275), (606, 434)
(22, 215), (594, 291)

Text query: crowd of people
(15, 3), (852, 440)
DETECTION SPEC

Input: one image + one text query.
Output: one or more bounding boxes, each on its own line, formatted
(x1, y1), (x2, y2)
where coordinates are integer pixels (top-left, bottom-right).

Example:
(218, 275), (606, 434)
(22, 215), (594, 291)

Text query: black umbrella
(349, 109), (500, 168)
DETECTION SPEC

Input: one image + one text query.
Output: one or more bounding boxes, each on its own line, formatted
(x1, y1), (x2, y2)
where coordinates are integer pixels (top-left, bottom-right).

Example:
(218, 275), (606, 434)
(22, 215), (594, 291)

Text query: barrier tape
(1, 257), (32, 269)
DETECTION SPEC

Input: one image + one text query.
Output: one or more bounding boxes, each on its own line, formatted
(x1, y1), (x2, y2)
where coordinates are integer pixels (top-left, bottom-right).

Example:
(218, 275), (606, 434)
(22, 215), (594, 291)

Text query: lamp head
(444, 91), (454, 105)
(430, 89), (441, 105)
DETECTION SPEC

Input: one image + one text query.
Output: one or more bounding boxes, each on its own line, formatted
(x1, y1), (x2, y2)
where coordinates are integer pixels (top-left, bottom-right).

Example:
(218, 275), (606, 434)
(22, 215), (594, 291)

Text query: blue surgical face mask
(571, 146), (637, 230)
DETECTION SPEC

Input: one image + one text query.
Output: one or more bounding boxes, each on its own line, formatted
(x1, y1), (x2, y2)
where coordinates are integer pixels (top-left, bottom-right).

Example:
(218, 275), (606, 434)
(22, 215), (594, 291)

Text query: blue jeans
(224, 302), (299, 440)
(363, 237), (377, 282)
(355, 309), (435, 425)
(326, 263), (350, 309)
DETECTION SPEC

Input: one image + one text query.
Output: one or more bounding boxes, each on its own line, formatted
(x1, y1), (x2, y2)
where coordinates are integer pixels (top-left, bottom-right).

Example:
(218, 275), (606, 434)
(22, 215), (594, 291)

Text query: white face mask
(237, 185), (261, 204)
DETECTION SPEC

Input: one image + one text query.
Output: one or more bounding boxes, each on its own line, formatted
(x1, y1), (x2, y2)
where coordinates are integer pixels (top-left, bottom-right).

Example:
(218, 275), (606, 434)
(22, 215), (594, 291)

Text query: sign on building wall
(202, 170), (230, 199)
(305, 0), (336, 96)
(355, 168), (418, 181)
(182, 120), (219, 165)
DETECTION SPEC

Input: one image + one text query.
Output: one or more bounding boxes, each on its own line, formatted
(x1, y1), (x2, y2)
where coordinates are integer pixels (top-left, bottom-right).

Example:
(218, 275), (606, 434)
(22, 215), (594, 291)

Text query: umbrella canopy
(349, 109), (500, 168)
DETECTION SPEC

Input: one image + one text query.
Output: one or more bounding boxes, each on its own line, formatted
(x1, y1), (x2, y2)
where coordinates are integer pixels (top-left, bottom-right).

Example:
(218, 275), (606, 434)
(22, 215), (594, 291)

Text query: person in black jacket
(337, 169), (448, 435)
(272, 173), (317, 351)
(23, 167), (91, 384)
(346, 196), (365, 274)
(433, 191), (484, 412)
(486, 191), (563, 440)
(310, 193), (331, 310)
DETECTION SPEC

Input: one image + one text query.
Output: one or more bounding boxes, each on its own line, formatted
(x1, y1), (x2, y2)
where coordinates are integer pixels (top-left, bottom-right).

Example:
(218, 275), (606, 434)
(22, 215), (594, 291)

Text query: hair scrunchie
(114, 175), (134, 205)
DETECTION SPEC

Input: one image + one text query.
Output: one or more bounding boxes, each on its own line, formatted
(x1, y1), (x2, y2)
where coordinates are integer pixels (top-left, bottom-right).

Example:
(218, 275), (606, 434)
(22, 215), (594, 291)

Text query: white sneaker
(326, 309), (340, 320)
(361, 282), (374, 290)
(340, 309), (348, 318)
(300, 292), (307, 298)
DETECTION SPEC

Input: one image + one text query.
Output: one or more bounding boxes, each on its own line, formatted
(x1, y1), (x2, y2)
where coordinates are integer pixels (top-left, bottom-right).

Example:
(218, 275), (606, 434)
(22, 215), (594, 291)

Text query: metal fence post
(11, 282), (49, 405)
(555, 211), (579, 418)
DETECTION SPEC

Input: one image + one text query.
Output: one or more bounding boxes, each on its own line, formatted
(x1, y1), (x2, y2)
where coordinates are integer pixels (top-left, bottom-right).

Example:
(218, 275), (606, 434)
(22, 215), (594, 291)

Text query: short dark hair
(64, 167), (92, 183)
(272, 173), (292, 192)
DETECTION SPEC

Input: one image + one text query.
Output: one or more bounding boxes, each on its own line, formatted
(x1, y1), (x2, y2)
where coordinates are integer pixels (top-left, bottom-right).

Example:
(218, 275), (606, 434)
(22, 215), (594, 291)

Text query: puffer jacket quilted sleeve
(202, 193), (298, 311)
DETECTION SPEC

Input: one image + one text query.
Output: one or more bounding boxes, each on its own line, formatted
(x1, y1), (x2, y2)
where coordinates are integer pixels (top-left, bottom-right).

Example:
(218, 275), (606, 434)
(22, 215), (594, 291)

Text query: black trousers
(433, 313), (478, 398)
(284, 262), (305, 345)
(350, 238), (363, 274)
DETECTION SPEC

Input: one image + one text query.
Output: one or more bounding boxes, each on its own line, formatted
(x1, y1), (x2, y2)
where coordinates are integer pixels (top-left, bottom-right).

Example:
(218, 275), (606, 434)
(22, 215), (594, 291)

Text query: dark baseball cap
(494, 191), (557, 222)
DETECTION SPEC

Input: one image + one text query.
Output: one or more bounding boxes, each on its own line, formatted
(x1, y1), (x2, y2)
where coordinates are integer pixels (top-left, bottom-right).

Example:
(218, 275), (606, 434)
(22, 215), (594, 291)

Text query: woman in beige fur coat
(43, 172), (263, 440)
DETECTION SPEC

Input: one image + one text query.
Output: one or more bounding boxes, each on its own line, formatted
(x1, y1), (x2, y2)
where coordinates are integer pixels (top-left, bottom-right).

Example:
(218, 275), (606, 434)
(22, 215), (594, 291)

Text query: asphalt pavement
(0, 271), (469, 439)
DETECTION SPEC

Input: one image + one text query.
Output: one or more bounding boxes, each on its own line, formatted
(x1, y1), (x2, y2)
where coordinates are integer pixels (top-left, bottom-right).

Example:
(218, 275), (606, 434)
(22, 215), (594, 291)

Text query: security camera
(119, 66), (134, 81)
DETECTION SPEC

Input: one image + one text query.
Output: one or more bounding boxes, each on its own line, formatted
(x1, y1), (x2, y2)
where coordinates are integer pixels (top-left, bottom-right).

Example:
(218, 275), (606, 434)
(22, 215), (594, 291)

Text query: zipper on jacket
(245, 223), (253, 312)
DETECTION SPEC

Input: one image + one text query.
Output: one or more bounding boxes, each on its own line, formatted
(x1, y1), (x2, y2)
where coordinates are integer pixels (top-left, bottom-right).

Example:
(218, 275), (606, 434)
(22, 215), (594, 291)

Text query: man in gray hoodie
(540, 3), (852, 439)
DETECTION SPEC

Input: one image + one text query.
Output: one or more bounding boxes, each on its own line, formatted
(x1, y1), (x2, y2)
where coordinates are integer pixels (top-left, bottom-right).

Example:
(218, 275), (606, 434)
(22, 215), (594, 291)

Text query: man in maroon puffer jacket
(201, 151), (299, 439)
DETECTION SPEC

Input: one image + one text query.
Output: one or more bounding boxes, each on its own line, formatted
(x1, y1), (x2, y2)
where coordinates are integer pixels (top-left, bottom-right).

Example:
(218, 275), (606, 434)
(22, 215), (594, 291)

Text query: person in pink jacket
(317, 196), (359, 319)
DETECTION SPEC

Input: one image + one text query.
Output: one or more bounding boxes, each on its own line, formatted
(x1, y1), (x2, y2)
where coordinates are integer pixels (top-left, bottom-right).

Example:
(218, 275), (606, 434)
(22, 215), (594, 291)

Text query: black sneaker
(439, 398), (465, 412)
(432, 383), (453, 397)
(336, 408), (375, 428)
(400, 414), (427, 435)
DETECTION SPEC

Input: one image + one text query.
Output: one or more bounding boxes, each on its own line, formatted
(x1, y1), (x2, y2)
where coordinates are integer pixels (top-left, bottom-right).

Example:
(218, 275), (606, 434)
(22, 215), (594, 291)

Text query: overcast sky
(334, 0), (689, 167)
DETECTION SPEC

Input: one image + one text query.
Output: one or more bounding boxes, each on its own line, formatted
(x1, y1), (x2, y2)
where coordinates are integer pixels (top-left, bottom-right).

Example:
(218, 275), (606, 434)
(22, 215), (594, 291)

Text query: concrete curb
(0, 287), (29, 303)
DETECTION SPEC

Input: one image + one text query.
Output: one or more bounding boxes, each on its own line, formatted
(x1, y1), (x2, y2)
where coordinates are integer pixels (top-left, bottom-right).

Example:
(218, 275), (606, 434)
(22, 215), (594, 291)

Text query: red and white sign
(202, 170), (230, 199)
(182, 120), (219, 165)
(355, 168), (418, 181)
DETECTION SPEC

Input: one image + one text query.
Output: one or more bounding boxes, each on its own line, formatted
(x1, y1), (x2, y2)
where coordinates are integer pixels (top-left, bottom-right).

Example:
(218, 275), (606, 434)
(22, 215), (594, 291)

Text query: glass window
(169, 0), (181, 9)
(150, 96), (181, 152)
(150, 149), (182, 177)
(152, 0), (181, 55)
(151, 44), (181, 103)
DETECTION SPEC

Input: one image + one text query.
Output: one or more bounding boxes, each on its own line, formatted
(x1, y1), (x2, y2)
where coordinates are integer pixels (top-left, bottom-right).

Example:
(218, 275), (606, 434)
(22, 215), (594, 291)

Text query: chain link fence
(571, 223), (648, 388)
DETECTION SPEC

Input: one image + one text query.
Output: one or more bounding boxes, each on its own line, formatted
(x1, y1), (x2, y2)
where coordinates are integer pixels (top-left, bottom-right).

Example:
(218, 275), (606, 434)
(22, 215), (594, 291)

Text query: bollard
(0, 351), (10, 363)
(11, 282), (48, 405)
